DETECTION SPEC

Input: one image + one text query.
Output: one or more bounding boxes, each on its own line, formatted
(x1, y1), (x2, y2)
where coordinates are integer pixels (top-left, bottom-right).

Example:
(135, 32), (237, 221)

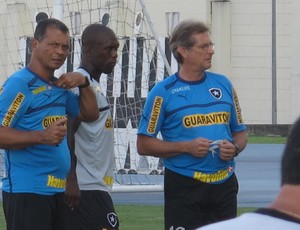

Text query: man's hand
(40, 117), (67, 146)
(219, 140), (236, 161)
(187, 138), (212, 157)
(65, 171), (81, 210)
(56, 72), (87, 89)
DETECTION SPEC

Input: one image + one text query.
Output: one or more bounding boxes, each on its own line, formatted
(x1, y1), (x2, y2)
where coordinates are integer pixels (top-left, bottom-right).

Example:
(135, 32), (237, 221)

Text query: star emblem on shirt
(209, 88), (222, 99)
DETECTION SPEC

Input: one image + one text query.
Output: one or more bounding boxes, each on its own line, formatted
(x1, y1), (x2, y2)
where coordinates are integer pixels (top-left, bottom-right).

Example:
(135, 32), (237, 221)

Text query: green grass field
(0, 204), (255, 230)
(116, 205), (256, 230)
(0, 136), (284, 229)
(247, 135), (286, 144)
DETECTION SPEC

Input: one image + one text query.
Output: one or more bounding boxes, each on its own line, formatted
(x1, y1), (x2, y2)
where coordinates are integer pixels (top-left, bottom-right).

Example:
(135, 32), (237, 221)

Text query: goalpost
(0, 0), (180, 191)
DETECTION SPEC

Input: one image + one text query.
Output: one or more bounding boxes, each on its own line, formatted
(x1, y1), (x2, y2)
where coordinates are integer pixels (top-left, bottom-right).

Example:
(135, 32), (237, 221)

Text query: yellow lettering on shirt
(32, 86), (47, 95)
(43, 116), (66, 128)
(47, 175), (66, 189)
(2, 93), (25, 127)
(147, 96), (163, 134)
(104, 176), (114, 186)
(193, 169), (230, 183)
(183, 112), (230, 128)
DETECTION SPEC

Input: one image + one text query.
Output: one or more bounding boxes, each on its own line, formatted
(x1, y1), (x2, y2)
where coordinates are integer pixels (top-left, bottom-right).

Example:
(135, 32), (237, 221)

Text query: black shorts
(164, 168), (239, 230)
(65, 190), (119, 230)
(2, 191), (66, 230)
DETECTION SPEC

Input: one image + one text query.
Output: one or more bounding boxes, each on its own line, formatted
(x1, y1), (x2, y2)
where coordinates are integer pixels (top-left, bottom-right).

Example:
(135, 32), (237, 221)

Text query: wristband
(78, 76), (90, 89)
(233, 143), (240, 157)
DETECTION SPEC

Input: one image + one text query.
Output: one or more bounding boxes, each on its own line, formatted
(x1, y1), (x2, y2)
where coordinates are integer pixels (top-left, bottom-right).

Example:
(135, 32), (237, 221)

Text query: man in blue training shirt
(137, 20), (248, 230)
(0, 18), (99, 230)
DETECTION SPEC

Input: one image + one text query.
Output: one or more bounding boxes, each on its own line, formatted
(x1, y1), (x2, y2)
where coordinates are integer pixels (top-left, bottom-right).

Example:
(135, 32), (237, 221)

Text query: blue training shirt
(138, 71), (246, 184)
(0, 67), (80, 194)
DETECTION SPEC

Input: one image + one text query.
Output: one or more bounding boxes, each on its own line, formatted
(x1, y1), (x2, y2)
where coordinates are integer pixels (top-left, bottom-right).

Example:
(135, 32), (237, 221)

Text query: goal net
(0, 0), (179, 190)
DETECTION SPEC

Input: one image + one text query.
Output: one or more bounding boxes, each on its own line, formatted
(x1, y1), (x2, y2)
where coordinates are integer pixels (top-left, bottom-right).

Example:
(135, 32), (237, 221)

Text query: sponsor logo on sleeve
(147, 96), (163, 134)
(2, 93), (25, 127)
(232, 88), (243, 124)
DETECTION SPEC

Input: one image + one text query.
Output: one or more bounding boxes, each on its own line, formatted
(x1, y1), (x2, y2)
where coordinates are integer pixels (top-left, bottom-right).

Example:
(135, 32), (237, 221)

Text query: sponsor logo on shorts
(47, 175), (66, 188)
(183, 112), (230, 128)
(107, 212), (118, 228)
(2, 93), (25, 127)
(147, 96), (163, 134)
(43, 116), (66, 129)
(232, 88), (243, 124)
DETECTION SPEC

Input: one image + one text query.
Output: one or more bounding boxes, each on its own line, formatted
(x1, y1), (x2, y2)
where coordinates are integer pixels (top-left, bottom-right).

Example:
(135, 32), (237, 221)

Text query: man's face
(183, 32), (215, 71)
(33, 26), (70, 71)
(91, 33), (120, 74)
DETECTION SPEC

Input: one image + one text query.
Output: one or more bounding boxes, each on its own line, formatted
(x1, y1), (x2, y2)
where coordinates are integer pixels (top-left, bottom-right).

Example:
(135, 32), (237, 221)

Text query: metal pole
(53, 0), (65, 77)
(139, 0), (172, 76)
(53, 0), (64, 20)
(272, 0), (277, 124)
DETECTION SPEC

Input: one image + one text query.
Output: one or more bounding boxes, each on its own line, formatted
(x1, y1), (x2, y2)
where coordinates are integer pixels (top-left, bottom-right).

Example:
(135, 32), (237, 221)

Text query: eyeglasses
(200, 42), (215, 50)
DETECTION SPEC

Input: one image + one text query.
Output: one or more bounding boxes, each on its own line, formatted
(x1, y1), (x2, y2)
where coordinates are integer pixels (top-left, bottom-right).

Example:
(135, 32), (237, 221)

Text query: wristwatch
(78, 76), (90, 89)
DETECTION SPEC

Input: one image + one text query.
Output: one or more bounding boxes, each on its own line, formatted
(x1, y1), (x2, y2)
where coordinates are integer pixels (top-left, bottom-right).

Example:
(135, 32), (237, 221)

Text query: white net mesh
(0, 0), (179, 184)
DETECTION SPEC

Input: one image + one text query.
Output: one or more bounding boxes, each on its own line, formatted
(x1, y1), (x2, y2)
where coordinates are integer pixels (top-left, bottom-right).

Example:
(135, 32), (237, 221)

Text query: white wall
(0, 0), (299, 124)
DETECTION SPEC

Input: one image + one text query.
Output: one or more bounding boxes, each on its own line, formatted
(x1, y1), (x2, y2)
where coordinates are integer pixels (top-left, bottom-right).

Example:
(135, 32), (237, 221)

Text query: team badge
(209, 88), (222, 99)
(107, 212), (118, 228)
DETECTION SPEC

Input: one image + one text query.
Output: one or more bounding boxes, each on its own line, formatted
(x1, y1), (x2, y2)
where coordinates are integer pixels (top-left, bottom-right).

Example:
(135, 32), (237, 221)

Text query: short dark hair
(169, 20), (210, 64)
(81, 23), (115, 47)
(281, 117), (300, 185)
(34, 18), (69, 41)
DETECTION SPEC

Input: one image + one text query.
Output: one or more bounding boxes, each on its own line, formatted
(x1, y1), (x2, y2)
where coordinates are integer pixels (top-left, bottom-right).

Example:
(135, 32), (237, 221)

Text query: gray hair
(169, 20), (210, 64)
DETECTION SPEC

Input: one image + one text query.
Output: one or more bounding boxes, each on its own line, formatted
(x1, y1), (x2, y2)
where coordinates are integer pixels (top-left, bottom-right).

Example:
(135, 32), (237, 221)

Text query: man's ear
(177, 46), (187, 58)
(31, 39), (39, 52)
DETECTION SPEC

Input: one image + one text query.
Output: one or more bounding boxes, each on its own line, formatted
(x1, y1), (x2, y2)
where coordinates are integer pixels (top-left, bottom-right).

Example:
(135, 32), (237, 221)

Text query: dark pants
(164, 168), (239, 230)
(65, 190), (119, 230)
(2, 191), (67, 230)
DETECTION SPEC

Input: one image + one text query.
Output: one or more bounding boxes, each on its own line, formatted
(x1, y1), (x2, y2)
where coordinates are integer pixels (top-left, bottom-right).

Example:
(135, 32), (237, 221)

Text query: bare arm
(65, 117), (81, 208)
(0, 118), (68, 150)
(232, 130), (248, 154)
(77, 86), (99, 122)
(56, 72), (99, 122)
(137, 134), (212, 158)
